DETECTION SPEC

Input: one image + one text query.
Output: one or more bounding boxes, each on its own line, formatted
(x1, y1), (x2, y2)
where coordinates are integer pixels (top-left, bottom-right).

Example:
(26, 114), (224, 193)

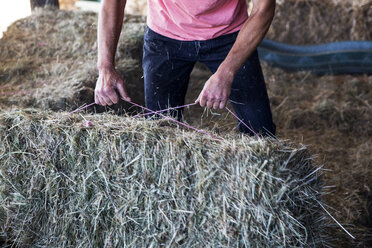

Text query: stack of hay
(0, 109), (326, 247)
(0, 9), (145, 112)
(268, 0), (372, 45)
(0, 2), (370, 246)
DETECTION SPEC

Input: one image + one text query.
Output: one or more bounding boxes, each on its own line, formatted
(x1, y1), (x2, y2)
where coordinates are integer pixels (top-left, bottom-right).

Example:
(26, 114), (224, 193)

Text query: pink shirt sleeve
(147, 0), (248, 41)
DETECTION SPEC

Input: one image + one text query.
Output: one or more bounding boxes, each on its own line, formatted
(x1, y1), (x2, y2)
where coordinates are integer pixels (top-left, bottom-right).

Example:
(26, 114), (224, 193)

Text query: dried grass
(268, 0), (372, 44)
(1, 1), (371, 111)
(183, 65), (372, 248)
(0, 109), (325, 247)
(0, 9), (145, 112)
(266, 68), (372, 248)
(0, 1), (371, 247)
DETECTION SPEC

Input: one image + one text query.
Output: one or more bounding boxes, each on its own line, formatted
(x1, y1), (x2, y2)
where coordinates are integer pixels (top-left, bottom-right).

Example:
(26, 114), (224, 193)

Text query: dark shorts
(142, 27), (276, 136)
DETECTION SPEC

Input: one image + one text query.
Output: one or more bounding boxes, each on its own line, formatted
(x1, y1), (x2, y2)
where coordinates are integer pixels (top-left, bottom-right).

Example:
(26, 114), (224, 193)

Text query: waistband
(145, 26), (240, 43)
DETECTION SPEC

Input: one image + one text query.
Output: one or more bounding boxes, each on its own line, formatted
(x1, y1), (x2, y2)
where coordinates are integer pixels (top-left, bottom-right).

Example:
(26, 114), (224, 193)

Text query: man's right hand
(95, 67), (131, 106)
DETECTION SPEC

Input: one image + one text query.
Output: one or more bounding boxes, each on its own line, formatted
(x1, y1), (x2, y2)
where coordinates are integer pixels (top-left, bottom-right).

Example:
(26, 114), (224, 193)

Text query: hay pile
(266, 66), (372, 136)
(1, 1), (371, 111)
(268, 0), (372, 45)
(0, 9), (145, 112)
(185, 64), (372, 136)
(0, 2), (371, 247)
(265, 67), (372, 247)
(183, 64), (372, 248)
(0, 109), (325, 247)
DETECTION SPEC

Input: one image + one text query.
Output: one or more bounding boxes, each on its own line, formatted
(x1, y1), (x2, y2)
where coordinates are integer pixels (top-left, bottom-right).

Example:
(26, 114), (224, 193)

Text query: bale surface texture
(0, 110), (324, 247)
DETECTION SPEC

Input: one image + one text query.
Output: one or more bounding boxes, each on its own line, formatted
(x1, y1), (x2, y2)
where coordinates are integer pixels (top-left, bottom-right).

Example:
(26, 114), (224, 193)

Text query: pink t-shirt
(147, 0), (248, 41)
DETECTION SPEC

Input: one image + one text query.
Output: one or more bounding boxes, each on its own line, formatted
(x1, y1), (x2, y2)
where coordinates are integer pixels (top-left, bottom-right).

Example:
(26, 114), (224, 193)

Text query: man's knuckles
(212, 102), (220, 109)
(201, 91), (209, 99)
(219, 102), (225, 109)
(99, 87), (115, 96)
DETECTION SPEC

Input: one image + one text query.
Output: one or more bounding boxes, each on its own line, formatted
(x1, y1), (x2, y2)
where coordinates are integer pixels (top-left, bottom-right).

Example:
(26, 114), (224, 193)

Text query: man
(95, 0), (276, 136)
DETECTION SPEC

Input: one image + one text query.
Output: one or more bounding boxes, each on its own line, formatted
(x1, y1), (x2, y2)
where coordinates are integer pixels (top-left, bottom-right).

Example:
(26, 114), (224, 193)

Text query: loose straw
(225, 107), (261, 138)
(67, 100), (261, 141)
(133, 103), (197, 118)
(126, 100), (223, 141)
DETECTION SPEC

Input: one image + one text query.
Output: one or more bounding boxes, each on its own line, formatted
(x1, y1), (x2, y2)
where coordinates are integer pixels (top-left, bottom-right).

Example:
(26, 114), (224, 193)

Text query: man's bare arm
(197, 0), (275, 109)
(95, 0), (131, 106)
(219, 0), (275, 78)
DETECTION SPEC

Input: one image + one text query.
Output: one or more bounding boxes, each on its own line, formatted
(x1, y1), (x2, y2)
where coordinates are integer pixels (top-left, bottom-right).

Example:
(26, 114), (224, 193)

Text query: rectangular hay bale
(0, 109), (326, 247)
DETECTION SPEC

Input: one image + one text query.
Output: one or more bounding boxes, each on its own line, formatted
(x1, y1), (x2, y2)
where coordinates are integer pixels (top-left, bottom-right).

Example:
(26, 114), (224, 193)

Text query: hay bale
(0, 9), (145, 112)
(268, 0), (372, 45)
(0, 109), (326, 247)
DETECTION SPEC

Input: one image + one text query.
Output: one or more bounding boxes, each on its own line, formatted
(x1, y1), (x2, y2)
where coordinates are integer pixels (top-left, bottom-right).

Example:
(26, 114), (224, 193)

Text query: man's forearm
(97, 0), (127, 70)
(218, 0), (275, 77)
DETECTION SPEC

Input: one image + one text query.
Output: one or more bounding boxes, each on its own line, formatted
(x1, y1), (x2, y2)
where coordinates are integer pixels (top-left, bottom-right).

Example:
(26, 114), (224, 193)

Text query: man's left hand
(196, 70), (234, 109)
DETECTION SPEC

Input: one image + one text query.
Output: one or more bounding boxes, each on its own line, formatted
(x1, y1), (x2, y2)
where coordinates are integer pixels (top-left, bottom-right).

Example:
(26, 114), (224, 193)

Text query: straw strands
(0, 109), (325, 247)
(268, 0), (372, 45)
(0, 9), (145, 111)
(0, 1), (371, 247)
